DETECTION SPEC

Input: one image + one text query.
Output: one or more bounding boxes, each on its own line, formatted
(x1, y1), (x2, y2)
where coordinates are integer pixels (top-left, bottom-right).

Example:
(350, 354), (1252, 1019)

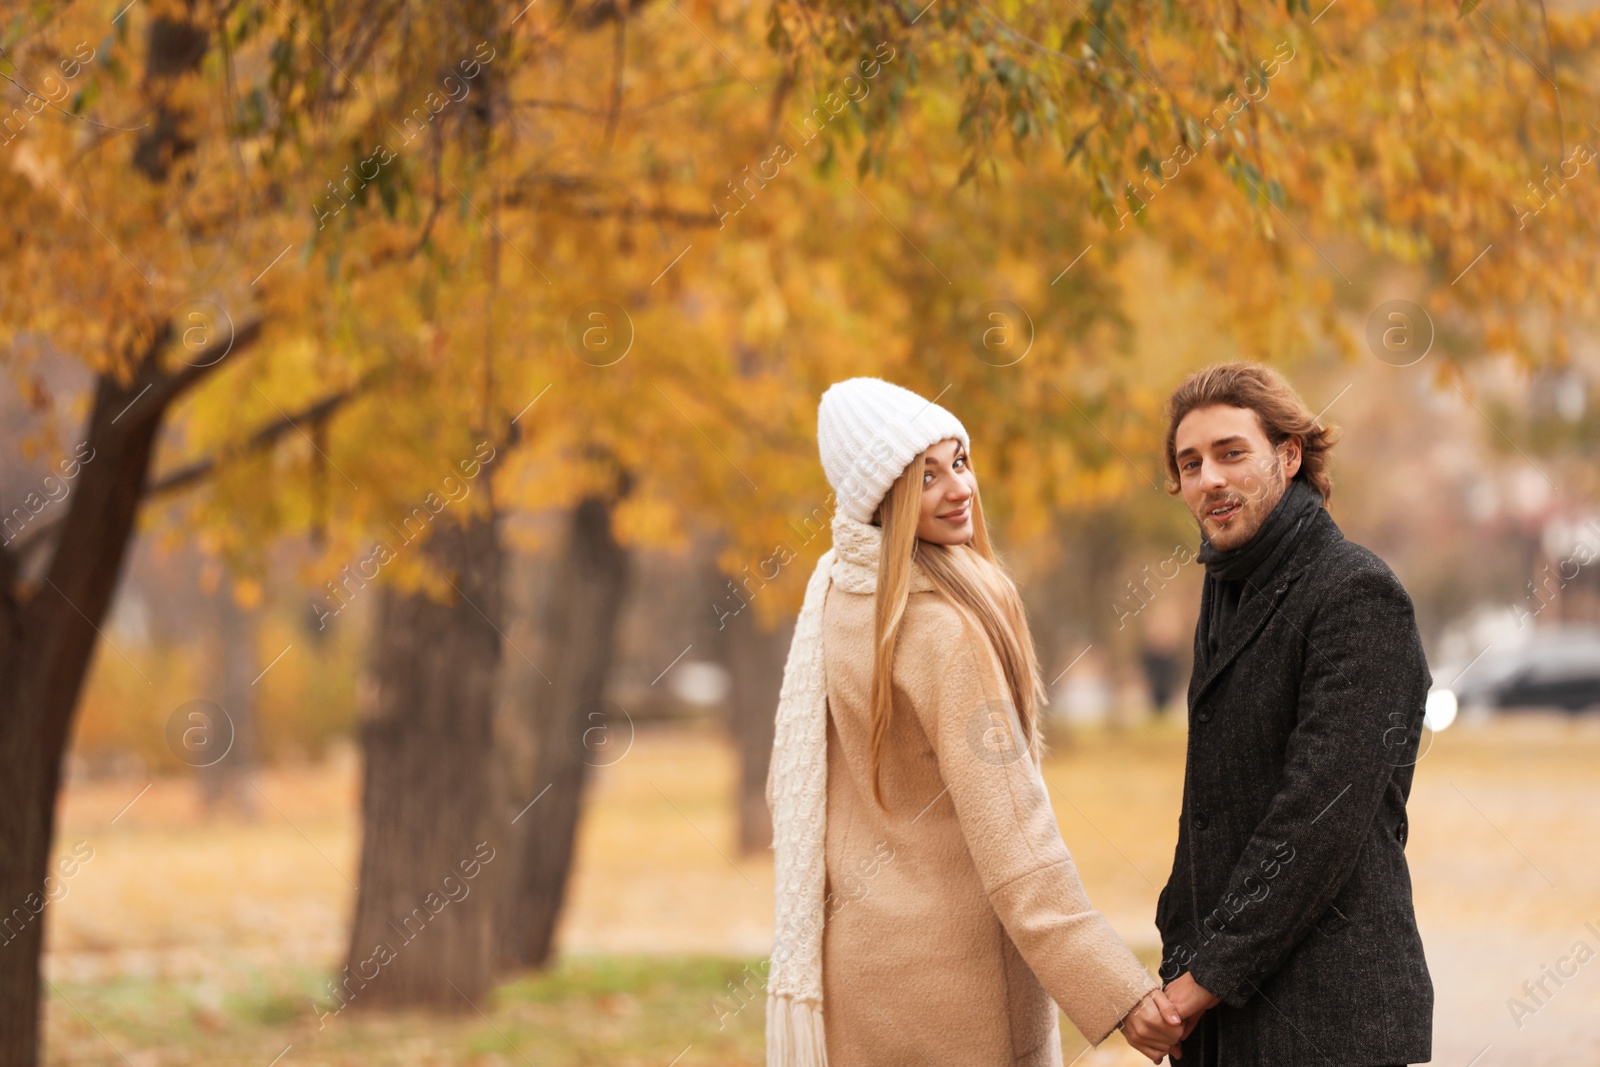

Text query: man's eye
(1226, 450), (1244, 459)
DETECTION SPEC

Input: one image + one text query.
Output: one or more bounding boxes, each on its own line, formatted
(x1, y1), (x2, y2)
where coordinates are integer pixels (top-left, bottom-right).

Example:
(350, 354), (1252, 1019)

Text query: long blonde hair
(867, 448), (1048, 808)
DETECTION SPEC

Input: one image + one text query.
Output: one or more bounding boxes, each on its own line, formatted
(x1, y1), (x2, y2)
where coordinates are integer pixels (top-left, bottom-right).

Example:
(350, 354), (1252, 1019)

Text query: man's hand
(1159, 972), (1221, 1058)
(1164, 971), (1220, 1017)
(1117, 986), (1185, 1064)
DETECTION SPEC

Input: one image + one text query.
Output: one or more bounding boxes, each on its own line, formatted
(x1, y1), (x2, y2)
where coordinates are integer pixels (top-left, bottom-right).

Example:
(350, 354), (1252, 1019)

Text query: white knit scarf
(765, 511), (936, 1066)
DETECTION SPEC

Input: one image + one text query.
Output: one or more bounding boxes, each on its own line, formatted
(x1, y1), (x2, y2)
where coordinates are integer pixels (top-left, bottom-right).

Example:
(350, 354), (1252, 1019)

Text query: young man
(1155, 363), (1433, 1066)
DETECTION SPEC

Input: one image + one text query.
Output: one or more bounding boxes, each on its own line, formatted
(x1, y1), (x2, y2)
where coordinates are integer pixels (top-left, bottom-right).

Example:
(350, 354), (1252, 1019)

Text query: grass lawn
(47, 955), (766, 1067)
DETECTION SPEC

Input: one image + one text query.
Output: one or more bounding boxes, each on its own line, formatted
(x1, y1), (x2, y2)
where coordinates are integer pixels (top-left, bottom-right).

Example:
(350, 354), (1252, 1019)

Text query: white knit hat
(817, 378), (969, 524)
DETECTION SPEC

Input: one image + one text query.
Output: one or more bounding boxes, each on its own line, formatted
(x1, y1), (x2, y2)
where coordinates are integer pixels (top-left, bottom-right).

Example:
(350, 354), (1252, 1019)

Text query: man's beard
(1196, 459), (1286, 550)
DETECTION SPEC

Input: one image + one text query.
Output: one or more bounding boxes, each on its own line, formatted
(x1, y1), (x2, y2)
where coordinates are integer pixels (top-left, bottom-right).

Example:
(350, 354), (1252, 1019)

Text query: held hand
(1159, 972), (1220, 1059)
(1164, 1003), (1203, 1061)
(1163, 972), (1220, 1018)
(1117, 986), (1184, 1064)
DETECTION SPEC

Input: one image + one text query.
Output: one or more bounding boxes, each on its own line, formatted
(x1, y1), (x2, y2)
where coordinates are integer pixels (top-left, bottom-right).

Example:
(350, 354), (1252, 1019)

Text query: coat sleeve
(1182, 564), (1429, 1008)
(901, 597), (1158, 1044)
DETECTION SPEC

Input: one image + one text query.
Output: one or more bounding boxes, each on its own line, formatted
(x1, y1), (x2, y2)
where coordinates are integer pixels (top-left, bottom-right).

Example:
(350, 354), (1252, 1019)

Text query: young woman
(766, 378), (1182, 1066)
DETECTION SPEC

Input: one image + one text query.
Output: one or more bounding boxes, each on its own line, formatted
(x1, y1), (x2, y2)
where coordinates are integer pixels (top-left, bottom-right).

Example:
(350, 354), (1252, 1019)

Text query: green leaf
(816, 138), (836, 177)
(1096, 170), (1117, 206)
(71, 81), (100, 115)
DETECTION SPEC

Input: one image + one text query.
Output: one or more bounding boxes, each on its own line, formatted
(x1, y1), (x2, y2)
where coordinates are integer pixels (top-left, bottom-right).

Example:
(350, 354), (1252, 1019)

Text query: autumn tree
(5, 1), (1599, 1062)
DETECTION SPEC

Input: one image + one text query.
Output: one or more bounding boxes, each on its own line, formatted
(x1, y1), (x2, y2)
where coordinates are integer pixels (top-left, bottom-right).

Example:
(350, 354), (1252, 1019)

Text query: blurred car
(1437, 625), (1600, 714)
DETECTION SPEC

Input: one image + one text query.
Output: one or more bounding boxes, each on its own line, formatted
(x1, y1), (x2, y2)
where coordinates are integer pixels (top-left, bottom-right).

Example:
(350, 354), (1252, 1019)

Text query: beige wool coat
(819, 574), (1159, 1066)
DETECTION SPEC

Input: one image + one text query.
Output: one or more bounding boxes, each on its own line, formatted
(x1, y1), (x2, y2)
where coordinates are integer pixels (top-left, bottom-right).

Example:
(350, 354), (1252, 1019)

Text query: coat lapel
(1189, 579), (1291, 706)
(1188, 509), (1343, 708)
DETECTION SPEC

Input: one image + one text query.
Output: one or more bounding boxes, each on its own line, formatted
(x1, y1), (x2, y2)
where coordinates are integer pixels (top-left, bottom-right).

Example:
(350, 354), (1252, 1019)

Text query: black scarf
(1195, 477), (1324, 668)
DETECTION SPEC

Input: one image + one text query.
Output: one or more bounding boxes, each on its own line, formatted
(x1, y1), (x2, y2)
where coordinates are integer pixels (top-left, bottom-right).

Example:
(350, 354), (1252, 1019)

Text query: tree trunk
(199, 590), (259, 815)
(0, 363), (180, 1066)
(723, 611), (792, 855)
(0, 11), (221, 1055)
(337, 512), (503, 1014)
(500, 487), (632, 971)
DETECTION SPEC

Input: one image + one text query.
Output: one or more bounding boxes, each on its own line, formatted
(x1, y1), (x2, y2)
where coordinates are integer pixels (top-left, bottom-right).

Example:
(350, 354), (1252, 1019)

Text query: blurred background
(2, 0), (1598, 1064)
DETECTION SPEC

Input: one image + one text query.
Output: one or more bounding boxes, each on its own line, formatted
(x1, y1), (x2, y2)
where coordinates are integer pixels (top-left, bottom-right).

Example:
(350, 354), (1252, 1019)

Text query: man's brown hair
(1162, 362), (1340, 503)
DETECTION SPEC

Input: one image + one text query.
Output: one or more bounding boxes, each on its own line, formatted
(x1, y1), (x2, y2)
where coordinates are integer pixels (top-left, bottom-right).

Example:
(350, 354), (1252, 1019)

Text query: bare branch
(123, 319), (267, 433)
(511, 78), (735, 117)
(599, 3), (628, 156)
(0, 55), (149, 133)
(146, 380), (372, 498)
(8, 366), (383, 566)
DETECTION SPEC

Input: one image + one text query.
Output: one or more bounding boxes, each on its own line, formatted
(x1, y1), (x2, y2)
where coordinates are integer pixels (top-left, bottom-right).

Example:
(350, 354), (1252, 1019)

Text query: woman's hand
(1117, 986), (1185, 1064)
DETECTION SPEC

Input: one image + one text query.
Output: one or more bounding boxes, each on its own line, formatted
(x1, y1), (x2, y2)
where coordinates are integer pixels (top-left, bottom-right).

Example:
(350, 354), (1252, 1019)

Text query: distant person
(765, 377), (1182, 1066)
(1154, 363), (1433, 1066)
(1139, 598), (1188, 718)
(1139, 637), (1182, 717)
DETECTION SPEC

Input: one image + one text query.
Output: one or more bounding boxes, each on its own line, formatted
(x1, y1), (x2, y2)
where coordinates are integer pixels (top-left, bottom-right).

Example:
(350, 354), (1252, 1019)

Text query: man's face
(1173, 404), (1302, 551)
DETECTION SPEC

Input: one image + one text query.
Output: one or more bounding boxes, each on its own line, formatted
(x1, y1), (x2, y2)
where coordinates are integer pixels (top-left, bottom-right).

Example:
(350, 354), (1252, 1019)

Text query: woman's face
(916, 438), (976, 545)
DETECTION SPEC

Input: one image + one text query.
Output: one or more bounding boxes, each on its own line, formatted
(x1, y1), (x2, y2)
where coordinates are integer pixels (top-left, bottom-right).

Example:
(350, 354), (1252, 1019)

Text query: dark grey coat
(1156, 506), (1434, 1066)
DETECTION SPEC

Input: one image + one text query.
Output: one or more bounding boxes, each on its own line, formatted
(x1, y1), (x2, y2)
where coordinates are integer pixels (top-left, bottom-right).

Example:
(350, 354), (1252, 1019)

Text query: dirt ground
(39, 713), (1600, 1066)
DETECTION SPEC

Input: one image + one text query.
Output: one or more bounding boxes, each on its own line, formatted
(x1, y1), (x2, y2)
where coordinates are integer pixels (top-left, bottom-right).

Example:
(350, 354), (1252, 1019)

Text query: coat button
(1197, 706), (1214, 723)
(1396, 820), (1407, 845)
(1193, 811), (1209, 830)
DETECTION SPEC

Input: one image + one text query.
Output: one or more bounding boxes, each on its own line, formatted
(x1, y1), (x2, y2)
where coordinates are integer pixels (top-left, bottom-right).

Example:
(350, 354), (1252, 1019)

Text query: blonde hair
(866, 448), (1048, 808)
